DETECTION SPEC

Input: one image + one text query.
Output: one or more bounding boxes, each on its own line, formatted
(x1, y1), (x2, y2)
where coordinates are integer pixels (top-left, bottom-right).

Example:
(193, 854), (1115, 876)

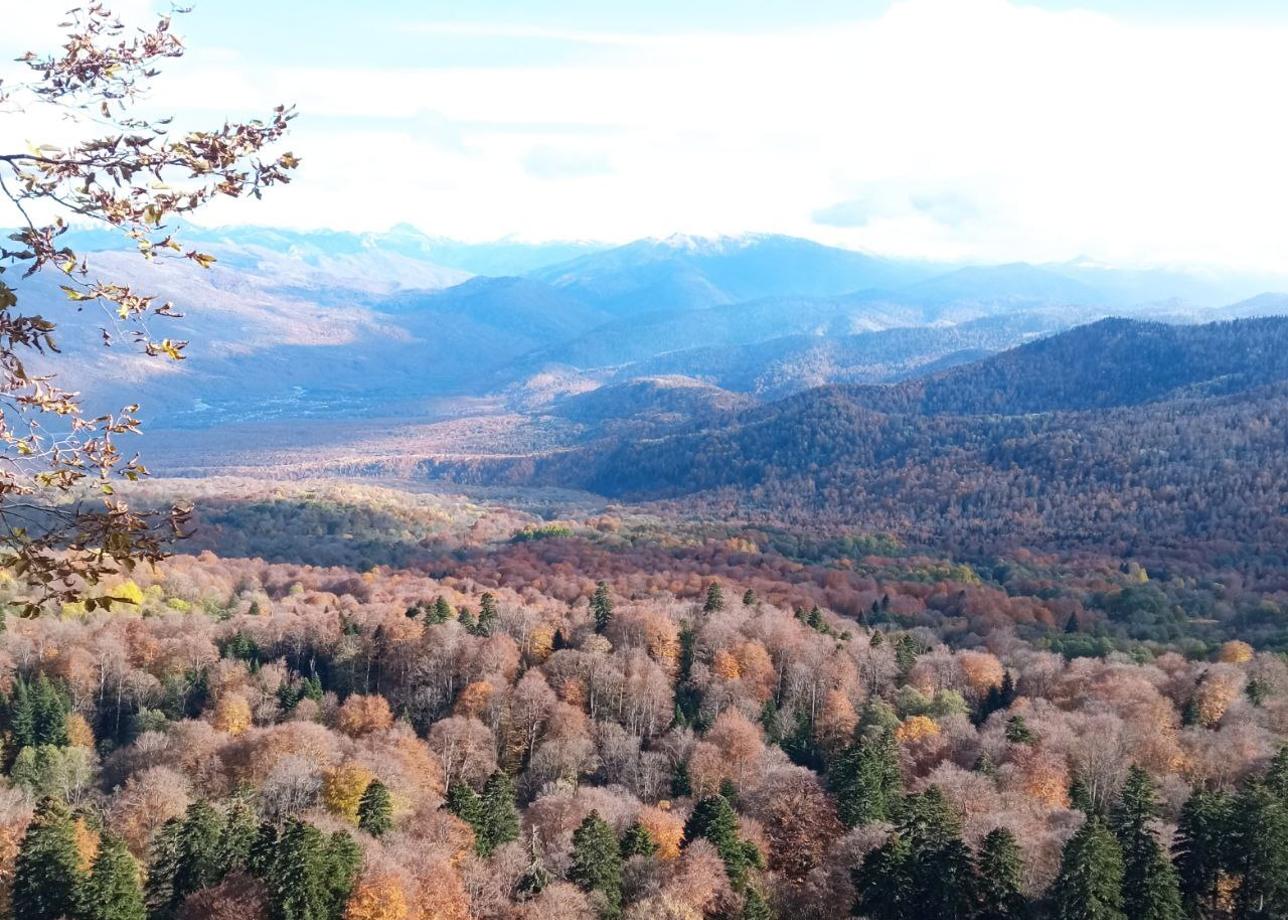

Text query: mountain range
(20, 225), (1288, 432)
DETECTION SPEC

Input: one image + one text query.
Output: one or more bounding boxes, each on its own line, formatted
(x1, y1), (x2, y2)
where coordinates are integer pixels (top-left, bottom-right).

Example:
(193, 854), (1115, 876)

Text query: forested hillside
(522, 318), (1288, 562)
(0, 484), (1287, 920)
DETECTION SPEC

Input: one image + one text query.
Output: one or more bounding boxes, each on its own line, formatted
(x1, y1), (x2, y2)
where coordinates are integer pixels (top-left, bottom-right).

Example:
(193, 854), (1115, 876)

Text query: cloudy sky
(4, 1), (1288, 270)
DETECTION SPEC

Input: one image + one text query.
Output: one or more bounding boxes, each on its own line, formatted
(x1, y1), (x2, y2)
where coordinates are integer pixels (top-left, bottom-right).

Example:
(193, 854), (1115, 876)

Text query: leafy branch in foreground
(0, 3), (297, 612)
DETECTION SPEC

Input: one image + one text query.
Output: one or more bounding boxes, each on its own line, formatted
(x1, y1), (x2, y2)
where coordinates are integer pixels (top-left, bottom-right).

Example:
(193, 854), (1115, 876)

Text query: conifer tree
(1174, 788), (1233, 920)
(82, 833), (147, 920)
(591, 581), (614, 633)
(477, 593), (499, 636)
(703, 582), (725, 613)
(1112, 767), (1183, 920)
(1265, 745), (1288, 801)
(742, 589), (757, 607)
(742, 887), (775, 920)
(831, 728), (903, 827)
(357, 779), (393, 837)
(430, 596), (453, 624)
(479, 771), (520, 855)
(172, 800), (227, 903)
(1051, 817), (1126, 920)
(1004, 715), (1035, 745)
(144, 818), (183, 920)
(620, 821), (658, 858)
(570, 811), (623, 918)
(977, 827), (1027, 920)
(261, 819), (357, 920)
(685, 795), (761, 890)
(853, 831), (913, 920)
(12, 797), (83, 920)
(1230, 784), (1288, 920)
(219, 797), (259, 872)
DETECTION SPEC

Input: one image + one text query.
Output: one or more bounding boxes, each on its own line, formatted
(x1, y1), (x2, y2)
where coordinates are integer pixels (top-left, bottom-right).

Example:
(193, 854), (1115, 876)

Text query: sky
(4, 1), (1288, 271)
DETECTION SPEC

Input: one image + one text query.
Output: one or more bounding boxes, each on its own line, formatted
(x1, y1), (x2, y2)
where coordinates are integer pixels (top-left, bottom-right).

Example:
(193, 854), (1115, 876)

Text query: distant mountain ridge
(19, 226), (1288, 429)
(502, 316), (1288, 556)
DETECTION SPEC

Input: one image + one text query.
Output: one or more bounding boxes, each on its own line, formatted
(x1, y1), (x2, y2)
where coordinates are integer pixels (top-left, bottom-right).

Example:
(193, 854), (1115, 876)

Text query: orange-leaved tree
(0, 4), (296, 612)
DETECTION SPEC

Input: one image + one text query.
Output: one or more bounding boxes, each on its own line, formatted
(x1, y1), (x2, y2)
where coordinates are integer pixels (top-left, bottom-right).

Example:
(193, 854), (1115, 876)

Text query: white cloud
(7, 0), (1288, 272)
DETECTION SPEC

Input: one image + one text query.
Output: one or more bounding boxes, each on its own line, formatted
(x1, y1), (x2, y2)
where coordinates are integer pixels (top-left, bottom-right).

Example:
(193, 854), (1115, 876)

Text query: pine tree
(1051, 817), (1126, 920)
(1231, 784), (1288, 920)
(320, 831), (361, 920)
(479, 771), (520, 855)
(742, 589), (757, 607)
(476, 593), (499, 636)
(1004, 715), (1035, 745)
(1112, 767), (1183, 920)
(144, 817), (183, 920)
(853, 831), (913, 920)
(703, 582), (725, 613)
(1265, 745), (1288, 801)
(81, 833), (147, 920)
(446, 781), (483, 831)
(220, 797), (259, 872)
(32, 674), (70, 748)
(262, 819), (358, 920)
(430, 596), (453, 624)
(172, 800), (227, 903)
(11, 797), (83, 920)
(742, 887), (775, 920)
(570, 811), (623, 918)
(977, 827), (1026, 920)
(831, 728), (902, 827)
(591, 581), (614, 633)
(620, 821), (658, 858)
(685, 795), (759, 890)
(357, 779), (393, 837)
(1174, 788), (1233, 920)
(670, 758), (692, 797)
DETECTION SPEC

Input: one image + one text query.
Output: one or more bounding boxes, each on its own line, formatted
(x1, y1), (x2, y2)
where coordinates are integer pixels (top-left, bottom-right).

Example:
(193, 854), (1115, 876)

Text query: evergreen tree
(977, 827), (1026, 920)
(742, 887), (775, 920)
(143, 818), (183, 920)
(262, 819), (357, 920)
(1004, 715), (1035, 745)
(1051, 817), (1126, 920)
(82, 833), (147, 920)
(1112, 767), (1183, 920)
(320, 832), (362, 920)
(703, 582), (725, 614)
(1230, 784), (1288, 920)
(357, 779), (393, 837)
(479, 771), (520, 855)
(570, 811), (623, 918)
(476, 593), (499, 636)
(591, 581), (614, 633)
(893, 635), (921, 675)
(172, 800), (227, 903)
(1265, 745), (1288, 801)
(12, 797), (82, 920)
(853, 831), (913, 920)
(219, 797), (259, 872)
(670, 758), (692, 798)
(430, 596), (453, 624)
(620, 821), (658, 859)
(831, 728), (902, 827)
(446, 781), (484, 836)
(685, 795), (760, 890)
(742, 589), (757, 607)
(1174, 788), (1234, 920)
(854, 789), (975, 920)
(1069, 773), (1096, 816)
(976, 672), (1017, 725)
